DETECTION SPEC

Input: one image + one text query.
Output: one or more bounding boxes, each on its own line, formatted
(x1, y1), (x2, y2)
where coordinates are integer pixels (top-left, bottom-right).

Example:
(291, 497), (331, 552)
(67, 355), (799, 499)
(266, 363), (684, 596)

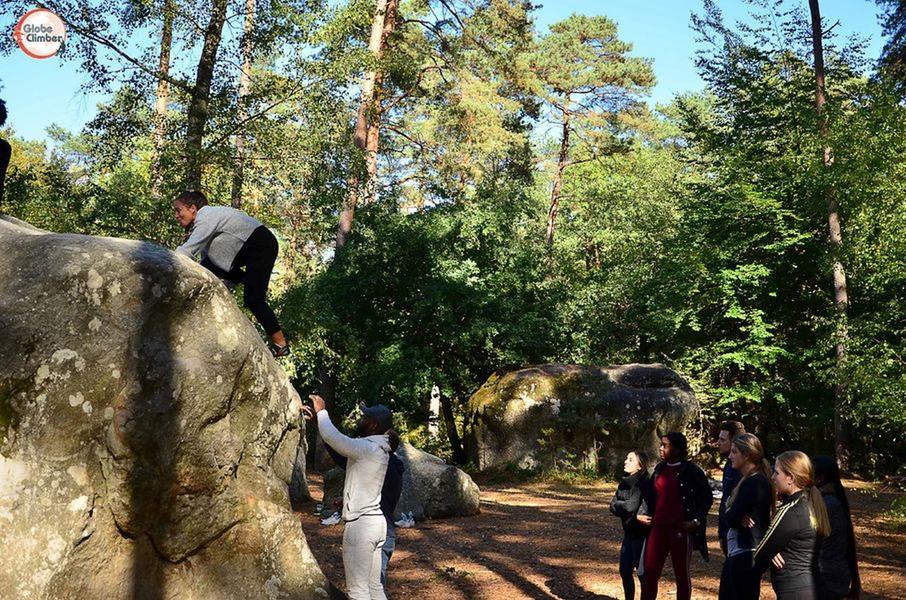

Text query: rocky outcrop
(0, 216), (332, 599)
(464, 363), (699, 474)
(321, 442), (480, 520)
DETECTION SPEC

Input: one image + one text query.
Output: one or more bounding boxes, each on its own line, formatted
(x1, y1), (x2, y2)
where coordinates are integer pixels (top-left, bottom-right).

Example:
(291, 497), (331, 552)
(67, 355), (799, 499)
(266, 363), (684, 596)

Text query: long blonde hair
(775, 450), (831, 537)
(726, 433), (775, 513)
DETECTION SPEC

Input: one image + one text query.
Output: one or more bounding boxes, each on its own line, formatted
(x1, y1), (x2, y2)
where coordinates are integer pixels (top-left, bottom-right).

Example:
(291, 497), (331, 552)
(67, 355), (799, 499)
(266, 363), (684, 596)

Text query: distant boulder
(464, 363), (699, 473)
(322, 442), (480, 520)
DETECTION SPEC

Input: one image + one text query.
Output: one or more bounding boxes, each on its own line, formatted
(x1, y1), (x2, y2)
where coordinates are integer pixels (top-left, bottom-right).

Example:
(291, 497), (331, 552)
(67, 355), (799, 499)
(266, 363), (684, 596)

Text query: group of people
(610, 422), (861, 600)
(77, 186), (871, 600)
(123, 188), (869, 600)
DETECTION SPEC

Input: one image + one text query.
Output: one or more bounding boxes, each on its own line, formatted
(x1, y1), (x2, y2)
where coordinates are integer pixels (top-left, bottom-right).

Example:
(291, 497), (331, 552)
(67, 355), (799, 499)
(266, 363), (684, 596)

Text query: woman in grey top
(174, 190), (289, 356)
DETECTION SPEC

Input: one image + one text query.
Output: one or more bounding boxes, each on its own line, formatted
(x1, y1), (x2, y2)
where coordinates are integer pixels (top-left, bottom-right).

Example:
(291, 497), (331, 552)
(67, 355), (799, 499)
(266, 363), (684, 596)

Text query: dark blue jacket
(718, 459), (742, 543)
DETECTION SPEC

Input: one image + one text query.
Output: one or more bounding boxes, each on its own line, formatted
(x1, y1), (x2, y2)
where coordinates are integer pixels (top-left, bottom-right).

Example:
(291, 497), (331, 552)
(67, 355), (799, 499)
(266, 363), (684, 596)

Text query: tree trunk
(150, 0), (174, 199)
(362, 0), (398, 205)
(231, 0), (255, 209)
(439, 391), (467, 464)
(335, 0), (396, 248)
(809, 0), (851, 470)
(546, 96), (571, 247)
(184, 0), (229, 191)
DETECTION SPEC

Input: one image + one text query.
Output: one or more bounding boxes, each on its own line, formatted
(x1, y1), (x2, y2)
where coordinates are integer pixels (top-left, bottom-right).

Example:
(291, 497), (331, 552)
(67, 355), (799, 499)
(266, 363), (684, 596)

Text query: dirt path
(299, 475), (906, 599)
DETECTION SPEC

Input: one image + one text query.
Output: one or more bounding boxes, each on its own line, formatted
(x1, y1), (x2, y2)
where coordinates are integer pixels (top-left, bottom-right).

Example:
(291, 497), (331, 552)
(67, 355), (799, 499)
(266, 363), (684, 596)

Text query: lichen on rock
(0, 216), (331, 599)
(464, 363), (699, 474)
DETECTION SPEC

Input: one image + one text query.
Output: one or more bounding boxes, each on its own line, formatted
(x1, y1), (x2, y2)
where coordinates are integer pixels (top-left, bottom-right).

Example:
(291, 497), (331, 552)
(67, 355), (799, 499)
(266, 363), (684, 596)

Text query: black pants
(776, 590), (815, 600)
(719, 552), (762, 600)
(619, 534), (645, 600)
(201, 226), (281, 335)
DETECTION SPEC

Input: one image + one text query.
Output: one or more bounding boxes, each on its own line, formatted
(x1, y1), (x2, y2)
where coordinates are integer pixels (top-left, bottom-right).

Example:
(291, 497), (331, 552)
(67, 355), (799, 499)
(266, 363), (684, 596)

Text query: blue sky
(0, 0), (888, 142)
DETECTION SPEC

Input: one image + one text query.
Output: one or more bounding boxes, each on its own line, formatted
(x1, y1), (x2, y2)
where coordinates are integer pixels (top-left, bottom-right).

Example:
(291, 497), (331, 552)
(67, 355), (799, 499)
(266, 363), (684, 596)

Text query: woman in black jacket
(718, 433), (774, 600)
(812, 456), (861, 599)
(610, 450), (651, 600)
(754, 451), (830, 600)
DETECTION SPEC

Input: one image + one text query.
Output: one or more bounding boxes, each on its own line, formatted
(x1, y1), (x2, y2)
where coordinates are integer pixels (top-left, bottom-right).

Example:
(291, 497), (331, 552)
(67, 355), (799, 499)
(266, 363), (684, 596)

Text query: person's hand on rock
(309, 394), (326, 413)
(301, 405), (315, 421)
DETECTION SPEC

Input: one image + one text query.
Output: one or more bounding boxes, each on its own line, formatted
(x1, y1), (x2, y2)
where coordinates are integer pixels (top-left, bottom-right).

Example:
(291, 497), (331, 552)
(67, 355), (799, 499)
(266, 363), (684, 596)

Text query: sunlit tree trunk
(184, 0), (229, 190)
(231, 0), (255, 208)
(809, 0), (851, 470)
(546, 95), (571, 247)
(150, 0), (174, 199)
(336, 0), (398, 248)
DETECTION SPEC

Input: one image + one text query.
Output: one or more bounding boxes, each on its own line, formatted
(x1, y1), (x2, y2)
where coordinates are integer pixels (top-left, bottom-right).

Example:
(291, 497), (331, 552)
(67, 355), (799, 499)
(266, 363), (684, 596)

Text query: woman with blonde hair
(718, 433), (774, 600)
(754, 451), (830, 600)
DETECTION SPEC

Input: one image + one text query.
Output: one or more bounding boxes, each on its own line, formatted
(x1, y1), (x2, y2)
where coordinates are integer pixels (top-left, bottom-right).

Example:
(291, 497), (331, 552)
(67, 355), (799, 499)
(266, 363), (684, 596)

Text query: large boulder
(321, 442), (480, 520)
(0, 216), (334, 599)
(464, 363), (698, 474)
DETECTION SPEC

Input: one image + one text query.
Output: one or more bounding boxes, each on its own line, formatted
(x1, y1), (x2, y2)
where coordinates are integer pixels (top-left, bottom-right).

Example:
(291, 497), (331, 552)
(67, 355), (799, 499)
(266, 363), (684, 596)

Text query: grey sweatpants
(343, 514), (388, 600)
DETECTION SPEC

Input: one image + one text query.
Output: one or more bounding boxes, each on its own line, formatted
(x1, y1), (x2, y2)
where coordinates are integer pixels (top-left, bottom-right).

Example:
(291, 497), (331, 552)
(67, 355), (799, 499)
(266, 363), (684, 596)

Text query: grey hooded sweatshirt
(316, 410), (390, 522)
(176, 205), (262, 271)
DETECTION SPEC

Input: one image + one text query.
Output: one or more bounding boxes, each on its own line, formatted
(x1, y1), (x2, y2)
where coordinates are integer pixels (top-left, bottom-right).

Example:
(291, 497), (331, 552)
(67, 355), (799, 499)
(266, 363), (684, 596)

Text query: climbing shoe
(271, 343), (291, 358)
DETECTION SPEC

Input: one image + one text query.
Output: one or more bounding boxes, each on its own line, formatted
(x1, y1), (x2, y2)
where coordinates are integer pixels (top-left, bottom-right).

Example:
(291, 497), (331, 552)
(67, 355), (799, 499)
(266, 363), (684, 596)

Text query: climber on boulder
(173, 190), (289, 356)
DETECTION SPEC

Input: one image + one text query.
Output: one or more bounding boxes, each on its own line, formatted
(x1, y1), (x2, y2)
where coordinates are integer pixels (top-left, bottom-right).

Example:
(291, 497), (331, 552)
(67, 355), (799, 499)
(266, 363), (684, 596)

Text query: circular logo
(14, 8), (66, 59)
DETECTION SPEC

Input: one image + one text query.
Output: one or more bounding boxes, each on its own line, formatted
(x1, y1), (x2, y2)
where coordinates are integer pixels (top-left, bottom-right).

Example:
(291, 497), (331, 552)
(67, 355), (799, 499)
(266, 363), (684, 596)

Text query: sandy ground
(299, 474), (906, 599)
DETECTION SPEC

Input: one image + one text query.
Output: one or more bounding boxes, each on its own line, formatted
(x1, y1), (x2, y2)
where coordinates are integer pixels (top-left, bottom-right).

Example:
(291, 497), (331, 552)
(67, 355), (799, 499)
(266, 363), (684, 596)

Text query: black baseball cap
(361, 404), (393, 432)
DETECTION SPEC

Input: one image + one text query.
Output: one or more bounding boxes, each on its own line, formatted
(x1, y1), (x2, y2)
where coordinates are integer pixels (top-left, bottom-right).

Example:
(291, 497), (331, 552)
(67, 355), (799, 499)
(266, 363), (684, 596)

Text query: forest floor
(298, 472), (906, 600)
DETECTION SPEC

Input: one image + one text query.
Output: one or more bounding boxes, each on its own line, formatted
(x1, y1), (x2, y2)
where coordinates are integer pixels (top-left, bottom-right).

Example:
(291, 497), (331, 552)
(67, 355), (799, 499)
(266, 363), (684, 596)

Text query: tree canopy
(1, 0), (903, 475)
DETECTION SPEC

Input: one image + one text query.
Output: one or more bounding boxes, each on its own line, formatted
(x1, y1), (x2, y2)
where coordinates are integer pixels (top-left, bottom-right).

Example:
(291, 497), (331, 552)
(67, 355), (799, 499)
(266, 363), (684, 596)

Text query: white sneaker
(321, 512), (341, 526)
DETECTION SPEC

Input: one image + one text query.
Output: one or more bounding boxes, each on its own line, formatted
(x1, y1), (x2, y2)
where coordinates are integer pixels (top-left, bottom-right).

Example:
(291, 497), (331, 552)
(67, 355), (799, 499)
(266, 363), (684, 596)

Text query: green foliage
(882, 495), (906, 531)
(279, 179), (562, 425)
(2, 0), (904, 476)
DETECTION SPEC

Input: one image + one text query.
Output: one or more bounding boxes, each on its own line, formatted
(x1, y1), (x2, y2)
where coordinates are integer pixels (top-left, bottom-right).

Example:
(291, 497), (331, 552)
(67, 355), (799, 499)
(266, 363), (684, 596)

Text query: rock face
(0, 216), (332, 599)
(322, 443), (480, 520)
(464, 363), (698, 474)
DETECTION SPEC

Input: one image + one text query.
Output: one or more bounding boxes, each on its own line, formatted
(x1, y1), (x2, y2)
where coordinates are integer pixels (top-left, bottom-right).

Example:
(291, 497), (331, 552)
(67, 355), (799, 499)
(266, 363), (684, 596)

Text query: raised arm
(317, 410), (379, 460)
(308, 394), (380, 460)
(324, 443), (348, 469)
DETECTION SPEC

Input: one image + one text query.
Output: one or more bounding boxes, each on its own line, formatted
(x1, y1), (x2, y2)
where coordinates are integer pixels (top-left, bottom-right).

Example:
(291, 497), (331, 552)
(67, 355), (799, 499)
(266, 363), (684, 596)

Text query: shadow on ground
(299, 477), (906, 600)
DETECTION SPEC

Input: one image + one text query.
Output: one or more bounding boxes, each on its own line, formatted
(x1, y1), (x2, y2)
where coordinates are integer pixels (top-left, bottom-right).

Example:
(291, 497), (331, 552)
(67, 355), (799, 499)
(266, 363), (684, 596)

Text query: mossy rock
(0, 216), (331, 599)
(464, 364), (698, 474)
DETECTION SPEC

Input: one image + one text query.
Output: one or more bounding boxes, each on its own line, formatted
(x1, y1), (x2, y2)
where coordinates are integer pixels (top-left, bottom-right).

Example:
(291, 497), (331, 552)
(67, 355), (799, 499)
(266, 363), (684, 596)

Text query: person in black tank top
(718, 433), (774, 600)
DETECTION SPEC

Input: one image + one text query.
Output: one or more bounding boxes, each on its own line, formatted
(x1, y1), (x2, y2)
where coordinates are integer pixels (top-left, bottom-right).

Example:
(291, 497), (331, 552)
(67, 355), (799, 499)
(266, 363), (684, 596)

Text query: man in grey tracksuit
(307, 394), (391, 600)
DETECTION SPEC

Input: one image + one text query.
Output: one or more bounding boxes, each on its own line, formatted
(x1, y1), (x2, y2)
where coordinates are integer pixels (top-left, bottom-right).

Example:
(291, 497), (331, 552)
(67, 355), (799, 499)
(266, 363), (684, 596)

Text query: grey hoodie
(176, 205), (262, 271)
(317, 410), (390, 522)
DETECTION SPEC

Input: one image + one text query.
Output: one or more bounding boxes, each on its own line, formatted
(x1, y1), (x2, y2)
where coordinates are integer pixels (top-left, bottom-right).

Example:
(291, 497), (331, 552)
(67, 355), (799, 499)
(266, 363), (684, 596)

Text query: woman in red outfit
(637, 432), (713, 600)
